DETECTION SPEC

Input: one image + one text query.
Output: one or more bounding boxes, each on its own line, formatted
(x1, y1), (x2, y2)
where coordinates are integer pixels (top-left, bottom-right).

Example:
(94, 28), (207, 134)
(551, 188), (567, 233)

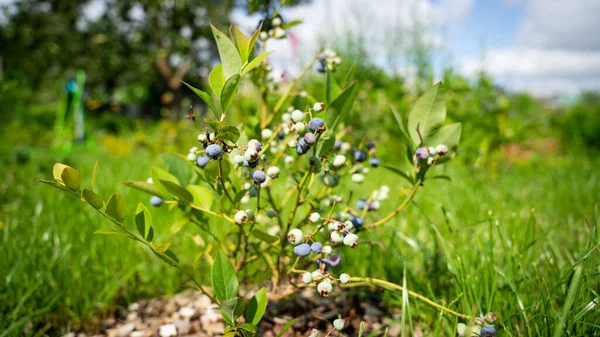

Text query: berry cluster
(258, 15), (286, 41)
(413, 144), (448, 169)
(317, 49), (343, 73)
(457, 312), (498, 337)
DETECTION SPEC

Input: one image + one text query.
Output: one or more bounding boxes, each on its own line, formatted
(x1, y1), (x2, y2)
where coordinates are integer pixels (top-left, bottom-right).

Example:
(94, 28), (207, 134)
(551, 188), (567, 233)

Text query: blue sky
(232, 0), (600, 96)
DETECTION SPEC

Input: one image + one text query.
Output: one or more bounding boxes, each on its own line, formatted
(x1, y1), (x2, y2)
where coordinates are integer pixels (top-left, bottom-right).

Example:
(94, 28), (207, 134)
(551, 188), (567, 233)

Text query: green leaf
(247, 23), (262, 59)
(408, 82), (446, 145)
(147, 226), (154, 242)
(159, 180), (194, 203)
(220, 125), (241, 144)
(252, 229), (279, 243)
(164, 248), (179, 263)
(210, 24), (242, 79)
(220, 74), (241, 113)
(187, 185), (214, 209)
(390, 105), (411, 142)
(326, 69), (342, 104)
(382, 165), (414, 185)
(91, 160), (99, 190)
(238, 323), (257, 333)
(552, 266), (583, 337)
(162, 153), (192, 186)
(428, 175), (452, 182)
(326, 81), (359, 131)
(316, 129), (336, 157)
(94, 229), (128, 237)
(135, 203), (152, 239)
(276, 318), (297, 337)
(242, 51), (271, 75)
(211, 251), (239, 302)
(245, 287), (267, 325)
(424, 122), (462, 149)
(106, 193), (126, 222)
(220, 297), (246, 325)
(152, 167), (179, 198)
(82, 188), (103, 209)
(231, 24), (251, 63)
(123, 181), (164, 198)
(281, 19), (302, 30)
(61, 167), (81, 190)
(182, 81), (218, 119)
(53, 163), (69, 181)
(209, 64), (226, 97)
(36, 179), (68, 192)
(154, 242), (172, 254)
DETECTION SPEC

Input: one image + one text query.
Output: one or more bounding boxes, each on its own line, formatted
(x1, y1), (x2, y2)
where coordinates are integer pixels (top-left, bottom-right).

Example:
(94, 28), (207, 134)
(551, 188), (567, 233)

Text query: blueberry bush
(39, 21), (499, 336)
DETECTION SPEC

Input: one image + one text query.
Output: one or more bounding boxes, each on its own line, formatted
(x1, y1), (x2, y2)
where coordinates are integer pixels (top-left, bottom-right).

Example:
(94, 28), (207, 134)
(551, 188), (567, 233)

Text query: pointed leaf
(37, 179), (68, 191)
(209, 64), (226, 97)
(91, 160), (99, 190)
(61, 167), (81, 190)
(123, 181), (164, 198)
(242, 51), (272, 75)
(231, 24), (251, 63)
(154, 242), (172, 254)
(219, 125), (241, 144)
(82, 188), (103, 209)
(106, 193), (126, 222)
(408, 82), (446, 145)
(135, 203), (152, 239)
(248, 22), (263, 57)
(245, 287), (267, 325)
(211, 251), (239, 301)
(316, 129), (336, 157)
(159, 179), (193, 203)
(210, 24), (242, 79)
(187, 185), (214, 209)
(326, 69), (342, 104)
(326, 81), (358, 130)
(182, 81), (218, 118)
(238, 323), (257, 333)
(152, 167), (179, 198)
(276, 319), (297, 337)
(162, 153), (192, 186)
(390, 105), (411, 142)
(424, 122), (462, 149)
(220, 74), (241, 113)
(94, 229), (129, 237)
(221, 297), (246, 325)
(281, 20), (302, 30)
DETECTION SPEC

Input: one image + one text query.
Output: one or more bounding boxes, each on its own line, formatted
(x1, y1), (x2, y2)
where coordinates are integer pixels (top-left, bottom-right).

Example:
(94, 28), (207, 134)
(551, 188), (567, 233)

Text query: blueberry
(244, 159), (259, 168)
(321, 174), (339, 187)
(150, 196), (164, 207)
(365, 140), (376, 149)
(415, 147), (429, 161)
(298, 138), (310, 150)
(196, 155), (210, 168)
(294, 243), (311, 257)
(326, 254), (341, 267)
(334, 140), (343, 150)
(350, 216), (364, 228)
(296, 144), (307, 155)
(316, 259), (330, 270)
(311, 242), (323, 253)
(353, 150), (367, 162)
(252, 170), (267, 184)
(206, 144), (223, 160)
(356, 199), (367, 210)
(317, 62), (326, 73)
(480, 326), (496, 337)
(304, 133), (317, 145)
(369, 157), (380, 167)
(308, 118), (325, 132)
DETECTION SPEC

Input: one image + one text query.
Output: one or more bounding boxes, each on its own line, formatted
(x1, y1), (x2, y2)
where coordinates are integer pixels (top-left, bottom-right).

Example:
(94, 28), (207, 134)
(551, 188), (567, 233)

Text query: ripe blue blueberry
(294, 243), (311, 258)
(244, 159), (259, 168)
(296, 144), (307, 155)
(365, 140), (376, 149)
(150, 196), (164, 207)
(369, 157), (380, 167)
(252, 170), (267, 184)
(350, 216), (364, 228)
(196, 155), (210, 168)
(354, 150), (367, 162)
(480, 326), (496, 337)
(308, 118), (325, 132)
(356, 199), (367, 210)
(325, 254), (341, 267)
(311, 242), (323, 253)
(415, 147), (429, 161)
(304, 133), (317, 145)
(206, 144), (223, 160)
(298, 138), (310, 150)
(334, 140), (343, 150)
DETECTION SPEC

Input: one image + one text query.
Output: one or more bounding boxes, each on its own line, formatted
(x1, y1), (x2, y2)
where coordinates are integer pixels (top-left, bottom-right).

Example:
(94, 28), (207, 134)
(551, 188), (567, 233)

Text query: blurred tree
(0, 0), (233, 119)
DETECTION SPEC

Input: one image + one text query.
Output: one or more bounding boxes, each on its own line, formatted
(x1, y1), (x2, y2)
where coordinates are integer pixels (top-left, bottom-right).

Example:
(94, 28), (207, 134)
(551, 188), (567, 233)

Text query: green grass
(1, 123), (599, 336)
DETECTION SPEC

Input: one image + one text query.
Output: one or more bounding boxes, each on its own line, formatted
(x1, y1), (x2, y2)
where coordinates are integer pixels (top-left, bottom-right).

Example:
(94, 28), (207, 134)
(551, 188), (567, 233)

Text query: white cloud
(231, 0), (473, 76)
(461, 0), (600, 96)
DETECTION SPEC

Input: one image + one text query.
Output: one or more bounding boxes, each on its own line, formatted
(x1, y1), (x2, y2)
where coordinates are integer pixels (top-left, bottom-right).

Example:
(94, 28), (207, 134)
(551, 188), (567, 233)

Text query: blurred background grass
(1, 0), (600, 336)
